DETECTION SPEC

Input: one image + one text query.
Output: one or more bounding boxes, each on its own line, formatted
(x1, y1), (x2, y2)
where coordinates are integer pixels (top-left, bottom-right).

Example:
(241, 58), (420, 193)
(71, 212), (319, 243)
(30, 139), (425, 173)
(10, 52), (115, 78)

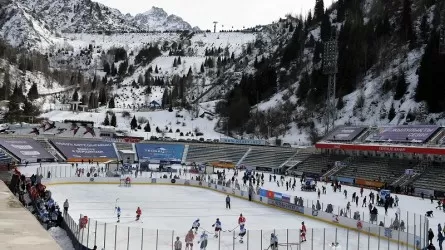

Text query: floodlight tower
(322, 35), (339, 135)
(213, 21), (218, 33)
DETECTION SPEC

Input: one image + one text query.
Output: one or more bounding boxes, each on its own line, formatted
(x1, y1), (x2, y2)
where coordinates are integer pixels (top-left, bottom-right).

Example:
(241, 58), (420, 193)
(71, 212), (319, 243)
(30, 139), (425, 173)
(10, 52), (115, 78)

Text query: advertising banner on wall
(0, 138), (54, 163)
(135, 144), (185, 164)
(51, 140), (118, 162)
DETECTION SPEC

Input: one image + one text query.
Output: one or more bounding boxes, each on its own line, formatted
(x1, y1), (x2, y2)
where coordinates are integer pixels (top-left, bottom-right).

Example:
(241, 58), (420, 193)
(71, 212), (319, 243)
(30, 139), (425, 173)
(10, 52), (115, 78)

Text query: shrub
(122, 111), (131, 118)
(137, 116), (149, 124)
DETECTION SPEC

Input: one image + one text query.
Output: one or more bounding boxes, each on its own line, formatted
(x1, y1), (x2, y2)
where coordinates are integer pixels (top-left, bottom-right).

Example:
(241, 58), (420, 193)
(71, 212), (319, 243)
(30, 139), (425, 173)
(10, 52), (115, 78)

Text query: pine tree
(388, 103), (396, 121)
(103, 114), (110, 126)
(103, 61), (110, 74)
(178, 56), (182, 64)
(27, 82), (39, 100)
(200, 63), (205, 73)
(98, 88), (107, 105)
(2, 68), (11, 100)
(320, 13), (332, 41)
(336, 0), (345, 22)
(419, 14), (429, 44)
(173, 58), (177, 67)
(400, 0), (415, 42)
(394, 72), (408, 100)
(336, 96), (345, 110)
(22, 99), (39, 119)
(110, 113), (117, 127)
(72, 90), (79, 101)
(108, 97), (115, 108)
(130, 115), (138, 130)
(155, 65), (159, 74)
(314, 0), (324, 22)
(415, 30), (445, 112)
(144, 121), (151, 132)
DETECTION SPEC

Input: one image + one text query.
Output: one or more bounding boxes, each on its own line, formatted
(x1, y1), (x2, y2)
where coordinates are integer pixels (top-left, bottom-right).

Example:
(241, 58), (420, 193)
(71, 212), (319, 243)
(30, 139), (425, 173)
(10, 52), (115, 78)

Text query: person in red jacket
(300, 222), (307, 242)
(238, 213), (246, 226)
(136, 207), (142, 221)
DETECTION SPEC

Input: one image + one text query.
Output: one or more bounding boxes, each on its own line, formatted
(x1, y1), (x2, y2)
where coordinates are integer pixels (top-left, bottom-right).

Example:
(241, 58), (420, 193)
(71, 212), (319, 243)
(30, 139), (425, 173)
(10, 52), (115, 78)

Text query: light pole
(322, 36), (339, 135)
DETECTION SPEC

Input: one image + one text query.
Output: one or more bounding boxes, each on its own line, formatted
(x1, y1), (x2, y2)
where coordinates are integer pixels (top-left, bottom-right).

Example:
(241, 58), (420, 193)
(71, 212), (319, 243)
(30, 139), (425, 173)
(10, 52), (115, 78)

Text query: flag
(259, 189), (267, 197)
(274, 192), (282, 200)
(267, 190), (274, 199)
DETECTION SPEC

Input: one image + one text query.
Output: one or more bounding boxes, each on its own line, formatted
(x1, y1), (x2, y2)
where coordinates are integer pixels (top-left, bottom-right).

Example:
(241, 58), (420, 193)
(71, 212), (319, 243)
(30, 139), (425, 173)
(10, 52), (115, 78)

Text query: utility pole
(213, 21), (218, 33)
(322, 34), (339, 135)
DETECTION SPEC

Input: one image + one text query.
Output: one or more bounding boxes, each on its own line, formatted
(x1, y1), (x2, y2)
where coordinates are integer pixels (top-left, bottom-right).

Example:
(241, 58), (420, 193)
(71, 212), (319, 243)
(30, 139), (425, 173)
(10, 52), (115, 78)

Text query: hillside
(0, 0), (444, 145)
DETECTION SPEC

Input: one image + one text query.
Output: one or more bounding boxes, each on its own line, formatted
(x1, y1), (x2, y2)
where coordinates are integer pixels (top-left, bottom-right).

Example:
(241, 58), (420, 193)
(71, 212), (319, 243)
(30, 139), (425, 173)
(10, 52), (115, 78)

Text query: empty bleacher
(241, 147), (297, 169)
(34, 138), (63, 161)
(185, 144), (248, 163)
(283, 150), (314, 170)
(292, 154), (349, 175)
(413, 163), (445, 191)
(336, 157), (419, 183)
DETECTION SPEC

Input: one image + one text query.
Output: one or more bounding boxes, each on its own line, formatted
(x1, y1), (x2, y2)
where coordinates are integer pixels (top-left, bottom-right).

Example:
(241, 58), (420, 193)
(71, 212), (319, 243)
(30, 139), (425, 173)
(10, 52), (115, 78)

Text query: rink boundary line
(46, 181), (415, 248)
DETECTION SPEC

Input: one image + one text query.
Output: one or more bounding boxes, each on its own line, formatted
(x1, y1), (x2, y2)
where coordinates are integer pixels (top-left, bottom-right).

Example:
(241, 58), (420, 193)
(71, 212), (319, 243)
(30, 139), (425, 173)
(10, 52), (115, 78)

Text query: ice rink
(48, 183), (401, 250)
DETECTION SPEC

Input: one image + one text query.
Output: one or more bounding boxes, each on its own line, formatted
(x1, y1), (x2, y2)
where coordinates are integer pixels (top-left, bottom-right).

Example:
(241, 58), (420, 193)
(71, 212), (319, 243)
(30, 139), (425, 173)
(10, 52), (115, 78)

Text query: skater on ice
(238, 213), (246, 226)
(185, 229), (195, 250)
(198, 231), (208, 250)
(226, 195), (231, 209)
(330, 242), (341, 249)
(116, 206), (121, 223)
(270, 233), (278, 250)
(136, 207), (142, 221)
(192, 219), (200, 234)
(212, 218), (222, 238)
(301, 222), (307, 242)
(238, 224), (247, 243)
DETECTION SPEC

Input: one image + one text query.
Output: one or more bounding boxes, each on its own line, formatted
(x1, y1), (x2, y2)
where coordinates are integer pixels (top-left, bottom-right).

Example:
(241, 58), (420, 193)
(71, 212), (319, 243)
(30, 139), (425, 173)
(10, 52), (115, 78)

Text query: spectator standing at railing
(429, 228), (435, 244)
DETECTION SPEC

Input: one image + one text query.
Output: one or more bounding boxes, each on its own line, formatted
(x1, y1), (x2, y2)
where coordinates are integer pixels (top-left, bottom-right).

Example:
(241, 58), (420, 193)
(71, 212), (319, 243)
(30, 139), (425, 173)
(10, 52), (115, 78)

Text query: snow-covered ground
(40, 108), (224, 140)
(48, 226), (75, 250)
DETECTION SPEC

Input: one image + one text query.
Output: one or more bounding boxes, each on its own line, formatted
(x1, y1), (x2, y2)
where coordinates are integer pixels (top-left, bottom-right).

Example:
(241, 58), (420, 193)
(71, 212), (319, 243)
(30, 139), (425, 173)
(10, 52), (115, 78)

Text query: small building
(119, 150), (136, 164)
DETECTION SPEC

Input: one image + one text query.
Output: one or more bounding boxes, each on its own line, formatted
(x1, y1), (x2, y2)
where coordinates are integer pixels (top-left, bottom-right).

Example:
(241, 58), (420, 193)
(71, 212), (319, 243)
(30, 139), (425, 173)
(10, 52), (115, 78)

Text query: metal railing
(63, 212), (423, 250)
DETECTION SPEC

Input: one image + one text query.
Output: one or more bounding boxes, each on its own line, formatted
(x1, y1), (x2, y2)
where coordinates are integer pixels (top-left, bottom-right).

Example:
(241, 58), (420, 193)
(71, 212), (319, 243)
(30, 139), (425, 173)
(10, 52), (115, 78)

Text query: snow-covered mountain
(133, 7), (194, 31)
(0, 0), (195, 48)
(0, 0), (61, 48)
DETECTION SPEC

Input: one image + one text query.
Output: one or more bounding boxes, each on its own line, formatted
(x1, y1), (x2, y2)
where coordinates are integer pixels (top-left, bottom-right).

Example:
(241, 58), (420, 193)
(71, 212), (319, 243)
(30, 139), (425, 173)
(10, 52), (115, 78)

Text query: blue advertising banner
(220, 138), (266, 146)
(0, 138), (54, 163)
(259, 189), (268, 197)
(135, 144), (184, 163)
(268, 199), (304, 214)
(51, 140), (118, 162)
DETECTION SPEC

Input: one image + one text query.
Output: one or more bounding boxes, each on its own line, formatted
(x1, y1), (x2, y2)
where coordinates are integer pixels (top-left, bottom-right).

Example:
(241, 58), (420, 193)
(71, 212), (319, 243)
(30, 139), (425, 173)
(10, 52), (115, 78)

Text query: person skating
(192, 219), (200, 234)
(212, 218), (222, 238)
(226, 195), (231, 209)
(301, 222), (307, 242)
(438, 231), (444, 250)
(238, 224), (247, 243)
(238, 213), (246, 226)
(429, 228), (435, 245)
(362, 197), (367, 207)
(270, 233), (278, 250)
(136, 207), (142, 221)
(198, 231), (208, 250)
(185, 230), (195, 250)
(116, 206), (121, 223)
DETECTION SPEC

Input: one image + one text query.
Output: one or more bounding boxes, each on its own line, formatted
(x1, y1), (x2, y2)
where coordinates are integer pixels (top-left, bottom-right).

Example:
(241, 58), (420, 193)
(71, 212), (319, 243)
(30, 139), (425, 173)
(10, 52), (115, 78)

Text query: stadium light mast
(213, 21), (218, 33)
(322, 33), (339, 135)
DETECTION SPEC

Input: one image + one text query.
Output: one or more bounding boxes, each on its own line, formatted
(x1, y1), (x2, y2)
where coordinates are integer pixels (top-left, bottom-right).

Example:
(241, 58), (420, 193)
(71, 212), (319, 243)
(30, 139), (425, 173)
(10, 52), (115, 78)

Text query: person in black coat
(429, 228), (435, 245)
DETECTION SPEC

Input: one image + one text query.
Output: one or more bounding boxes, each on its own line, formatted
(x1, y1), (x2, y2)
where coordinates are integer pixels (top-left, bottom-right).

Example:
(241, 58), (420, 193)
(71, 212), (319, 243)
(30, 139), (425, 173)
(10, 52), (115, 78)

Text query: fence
(63, 212), (424, 250)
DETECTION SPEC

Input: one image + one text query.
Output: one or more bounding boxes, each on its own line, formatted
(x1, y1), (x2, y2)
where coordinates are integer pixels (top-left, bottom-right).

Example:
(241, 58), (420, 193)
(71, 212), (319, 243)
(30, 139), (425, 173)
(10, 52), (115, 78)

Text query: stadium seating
(240, 147), (297, 169)
(292, 154), (349, 176)
(335, 157), (418, 183)
(283, 150), (314, 170)
(35, 138), (64, 161)
(185, 144), (248, 163)
(413, 164), (445, 191)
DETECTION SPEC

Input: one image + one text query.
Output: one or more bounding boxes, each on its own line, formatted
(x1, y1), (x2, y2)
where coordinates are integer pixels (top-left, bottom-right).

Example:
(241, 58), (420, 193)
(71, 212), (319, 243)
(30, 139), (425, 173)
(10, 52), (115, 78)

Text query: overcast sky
(96, 0), (333, 30)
